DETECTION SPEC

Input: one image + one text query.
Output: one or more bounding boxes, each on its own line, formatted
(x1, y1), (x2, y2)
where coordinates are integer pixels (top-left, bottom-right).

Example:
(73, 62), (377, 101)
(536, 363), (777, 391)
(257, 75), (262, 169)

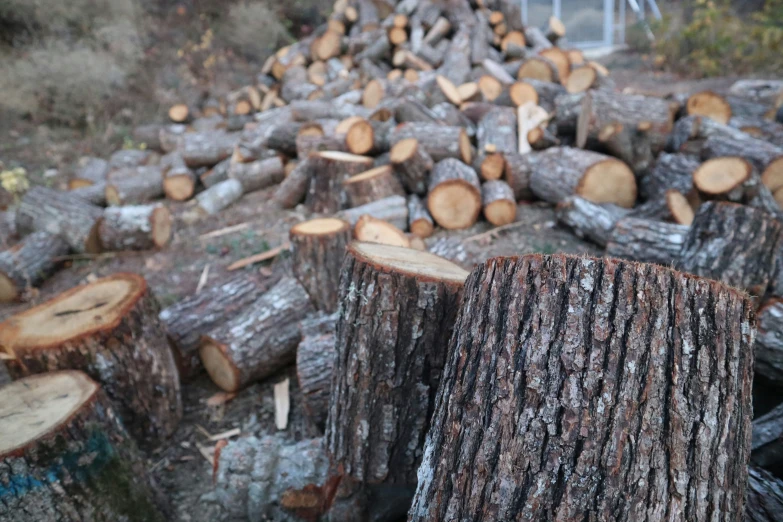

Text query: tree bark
(389, 123), (472, 164)
(555, 195), (630, 247)
(98, 204), (172, 251)
(639, 152), (700, 200)
(408, 194), (434, 238)
(0, 371), (168, 522)
(752, 402), (783, 473)
(305, 152), (375, 214)
(477, 107), (518, 180)
(274, 158), (312, 209)
(755, 299), (783, 384)
(193, 179), (244, 217)
(229, 156), (285, 193)
(409, 254), (754, 522)
(0, 231), (69, 303)
(160, 151), (196, 201)
(746, 465), (783, 522)
(70, 157), (109, 189)
(297, 312), (338, 430)
(108, 149), (156, 171)
(426, 158), (482, 230)
(105, 166), (165, 206)
(503, 152), (536, 201)
(344, 165), (405, 207)
(481, 179), (516, 226)
(0, 273), (182, 443)
(181, 131), (239, 168)
(390, 138), (434, 196)
(606, 217), (689, 266)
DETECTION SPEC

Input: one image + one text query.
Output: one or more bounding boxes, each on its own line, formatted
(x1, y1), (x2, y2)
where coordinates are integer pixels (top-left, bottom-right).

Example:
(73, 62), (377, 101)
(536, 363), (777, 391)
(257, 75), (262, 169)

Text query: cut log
(133, 123), (164, 151)
(160, 151), (196, 201)
(389, 123), (472, 164)
(605, 217), (689, 266)
(407, 194), (434, 238)
(105, 165), (165, 206)
(0, 232), (69, 303)
(200, 277), (315, 392)
(339, 195), (408, 231)
(169, 103), (191, 122)
(297, 313), (338, 429)
(692, 156), (753, 198)
(70, 156), (109, 189)
(529, 147), (637, 207)
(306, 152), (375, 214)
(390, 138), (433, 195)
(201, 158), (231, 188)
(701, 134), (783, 182)
(0, 273), (182, 442)
(756, 299), (783, 384)
(69, 182), (108, 206)
(274, 158), (312, 209)
(0, 371), (167, 522)
(481, 179), (516, 226)
(354, 215), (410, 247)
(477, 107), (517, 180)
(326, 242), (468, 486)
(290, 218), (352, 313)
(229, 156), (285, 193)
(555, 195), (630, 247)
(181, 132), (238, 168)
(408, 254), (754, 522)
(345, 119), (375, 155)
(98, 204), (172, 251)
(193, 178), (243, 217)
(665, 190), (696, 225)
(159, 124), (187, 153)
(746, 466), (783, 522)
(159, 274), (267, 380)
(503, 152), (536, 200)
(344, 165), (405, 207)
(527, 123), (560, 150)
(427, 158), (482, 230)
(679, 201), (783, 298)
(539, 47), (570, 84)
(267, 122), (304, 156)
(639, 152), (700, 200)
(686, 90), (732, 124)
(16, 186), (104, 254)
(518, 56), (558, 83)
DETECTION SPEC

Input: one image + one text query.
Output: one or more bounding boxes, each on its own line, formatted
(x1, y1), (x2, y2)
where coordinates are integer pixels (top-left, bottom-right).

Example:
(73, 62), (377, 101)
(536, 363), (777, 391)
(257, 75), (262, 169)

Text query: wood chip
(195, 264), (210, 294)
(205, 391), (237, 406)
(208, 428), (241, 442)
(199, 222), (250, 240)
(227, 242), (290, 271)
(274, 378), (290, 430)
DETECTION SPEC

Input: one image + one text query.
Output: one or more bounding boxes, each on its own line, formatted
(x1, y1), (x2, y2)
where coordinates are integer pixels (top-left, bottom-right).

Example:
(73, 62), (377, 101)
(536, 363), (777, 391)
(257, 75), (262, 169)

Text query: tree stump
(297, 312), (338, 429)
(290, 218), (352, 313)
(0, 232), (70, 302)
(0, 371), (167, 522)
(409, 254), (754, 522)
(0, 273), (182, 443)
(326, 242), (469, 487)
(426, 158), (482, 230)
(305, 151), (374, 214)
(98, 204), (172, 251)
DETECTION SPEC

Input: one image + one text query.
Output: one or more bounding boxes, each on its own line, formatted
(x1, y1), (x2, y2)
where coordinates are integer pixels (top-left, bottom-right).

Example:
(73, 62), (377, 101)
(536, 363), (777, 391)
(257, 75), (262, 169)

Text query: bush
(218, 2), (293, 61)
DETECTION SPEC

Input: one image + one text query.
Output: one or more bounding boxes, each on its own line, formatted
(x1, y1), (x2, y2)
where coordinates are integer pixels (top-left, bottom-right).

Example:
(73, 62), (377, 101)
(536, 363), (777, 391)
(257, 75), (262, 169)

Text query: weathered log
(193, 178), (244, 217)
(70, 156), (109, 189)
(326, 242), (468, 488)
(0, 371), (168, 522)
(701, 134), (783, 183)
(692, 156), (753, 200)
(680, 201), (782, 298)
(200, 276), (315, 392)
(133, 123), (164, 151)
(108, 149), (156, 171)
(160, 151), (196, 201)
(752, 402), (783, 472)
(181, 131), (238, 168)
(290, 218), (352, 313)
(267, 122), (305, 156)
(756, 299), (783, 385)
(16, 186), (104, 254)
(389, 123), (472, 164)
(297, 312), (338, 429)
(201, 158), (231, 188)
(477, 107), (517, 180)
(354, 215), (410, 247)
(427, 158), (482, 230)
(159, 124), (188, 153)
(98, 204), (172, 251)
(229, 156), (285, 193)
(343, 165), (405, 207)
(274, 158), (312, 209)
(639, 152), (700, 200)
(0, 273), (182, 442)
(306, 151), (375, 214)
(503, 152), (536, 200)
(409, 254), (754, 522)
(390, 138), (434, 195)
(605, 217), (689, 266)
(105, 165), (165, 206)
(746, 465), (783, 522)
(684, 90), (732, 124)
(481, 179), (516, 226)
(408, 194), (434, 238)
(159, 274), (268, 380)
(436, 28), (471, 86)
(0, 232), (69, 302)
(555, 195), (630, 247)
(338, 195), (408, 230)
(732, 116), (783, 148)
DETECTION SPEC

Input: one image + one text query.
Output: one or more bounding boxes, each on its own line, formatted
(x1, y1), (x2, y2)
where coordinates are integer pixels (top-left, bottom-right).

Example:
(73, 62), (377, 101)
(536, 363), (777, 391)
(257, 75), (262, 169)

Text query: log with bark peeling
(0, 232), (69, 302)
(409, 254), (754, 522)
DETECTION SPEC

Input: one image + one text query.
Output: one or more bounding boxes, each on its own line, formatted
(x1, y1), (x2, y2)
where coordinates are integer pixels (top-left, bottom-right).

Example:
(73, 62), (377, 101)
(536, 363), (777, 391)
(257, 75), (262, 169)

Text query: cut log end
(693, 157), (752, 195)
(291, 217), (350, 236)
(350, 241), (469, 283)
(346, 120), (375, 155)
(200, 339), (241, 393)
(151, 206), (173, 248)
(168, 103), (190, 123)
(762, 156), (783, 193)
(510, 82), (539, 107)
(458, 130), (473, 164)
(363, 80), (385, 109)
(480, 154), (506, 180)
(578, 159), (636, 208)
(354, 215), (410, 247)
(390, 138), (418, 163)
(0, 274), (18, 302)
(163, 175), (196, 201)
(518, 58), (555, 83)
(666, 190), (695, 225)
(687, 91), (732, 125)
(565, 66), (596, 94)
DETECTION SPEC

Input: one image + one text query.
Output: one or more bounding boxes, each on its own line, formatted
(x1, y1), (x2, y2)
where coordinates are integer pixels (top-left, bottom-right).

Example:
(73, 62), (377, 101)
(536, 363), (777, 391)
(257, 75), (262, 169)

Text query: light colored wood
(354, 215), (411, 247)
(687, 91), (732, 125)
(227, 243), (290, 271)
(693, 157), (752, 195)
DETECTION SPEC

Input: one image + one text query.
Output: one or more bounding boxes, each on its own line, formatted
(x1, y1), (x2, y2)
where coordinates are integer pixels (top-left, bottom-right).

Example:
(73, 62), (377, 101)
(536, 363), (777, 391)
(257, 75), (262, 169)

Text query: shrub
(218, 2), (293, 61)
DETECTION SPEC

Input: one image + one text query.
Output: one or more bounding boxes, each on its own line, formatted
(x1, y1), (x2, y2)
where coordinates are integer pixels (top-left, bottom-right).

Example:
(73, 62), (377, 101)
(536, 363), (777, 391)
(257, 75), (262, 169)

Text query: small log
(746, 466), (783, 522)
(169, 103), (191, 122)
(159, 274), (267, 380)
(297, 313), (338, 429)
(344, 165), (405, 207)
(408, 194), (434, 238)
(229, 156), (285, 193)
(680, 201), (782, 298)
(0, 273), (182, 442)
(291, 218), (352, 313)
(0, 232), (69, 302)
(605, 217), (689, 266)
(326, 242), (468, 486)
(409, 254), (754, 522)
(481, 179), (516, 226)
(267, 122), (304, 156)
(274, 158), (312, 209)
(200, 277), (315, 392)
(339, 195), (408, 231)
(160, 151), (196, 201)
(639, 152), (700, 200)
(756, 299), (783, 384)
(529, 147), (637, 208)
(69, 182), (108, 206)
(192, 179), (244, 217)
(201, 158), (231, 188)
(555, 195), (631, 247)
(427, 158), (482, 230)
(354, 215), (410, 247)
(686, 90), (732, 124)
(306, 151), (375, 214)
(518, 56), (559, 83)
(389, 123), (472, 164)
(390, 138), (433, 195)
(437, 28), (471, 86)
(105, 165), (165, 206)
(503, 152), (536, 200)
(0, 371), (168, 522)
(16, 186), (104, 254)
(98, 204), (172, 252)
(133, 123), (164, 151)
(477, 107), (517, 180)
(70, 156), (109, 189)
(422, 16), (450, 46)
(181, 132), (238, 168)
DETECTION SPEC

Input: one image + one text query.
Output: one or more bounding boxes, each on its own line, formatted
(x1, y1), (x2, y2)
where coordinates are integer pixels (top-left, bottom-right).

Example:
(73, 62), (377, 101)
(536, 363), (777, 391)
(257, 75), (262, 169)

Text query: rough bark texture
(296, 312), (338, 429)
(752, 402), (783, 472)
(679, 201), (782, 298)
(158, 274), (268, 380)
(756, 299), (783, 384)
(326, 242), (468, 487)
(105, 166), (165, 206)
(274, 158), (313, 209)
(229, 156), (285, 193)
(504, 152), (536, 201)
(201, 276), (315, 392)
(290, 219), (352, 312)
(108, 149), (155, 170)
(160, 151), (196, 201)
(0, 273), (182, 443)
(389, 123), (471, 163)
(344, 166), (405, 207)
(70, 157), (109, 188)
(69, 183), (108, 206)
(181, 131), (238, 168)
(481, 179), (516, 226)
(0, 372), (168, 522)
(477, 107), (518, 179)
(701, 135), (783, 176)
(746, 465), (783, 522)
(606, 217), (690, 266)
(409, 254), (754, 522)
(0, 232), (69, 302)
(98, 204), (171, 251)
(16, 187), (104, 254)
(555, 195), (630, 247)
(305, 152), (374, 214)
(338, 195), (408, 230)
(390, 138), (434, 196)
(639, 152), (700, 200)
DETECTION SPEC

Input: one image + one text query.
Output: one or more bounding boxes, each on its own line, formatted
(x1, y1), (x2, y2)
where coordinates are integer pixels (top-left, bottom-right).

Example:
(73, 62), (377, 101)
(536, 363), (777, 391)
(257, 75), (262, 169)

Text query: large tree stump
(426, 159), (482, 230)
(679, 201), (782, 298)
(326, 242), (469, 488)
(605, 217), (690, 266)
(297, 312), (338, 429)
(409, 254), (754, 522)
(306, 151), (375, 214)
(290, 218), (352, 313)
(200, 276), (314, 392)
(0, 273), (182, 443)
(0, 232), (70, 302)
(0, 371), (167, 522)
(98, 204), (172, 251)
(746, 466), (783, 522)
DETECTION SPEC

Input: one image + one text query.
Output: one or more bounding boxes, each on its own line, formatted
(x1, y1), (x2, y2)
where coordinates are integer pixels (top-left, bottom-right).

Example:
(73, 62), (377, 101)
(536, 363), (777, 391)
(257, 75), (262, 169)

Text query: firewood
(389, 123), (472, 163)
(160, 151), (196, 201)
(193, 178), (244, 217)
(354, 215), (410, 247)
(752, 401), (783, 471)
(160, 274), (268, 380)
(16, 186), (104, 254)
(344, 165), (405, 207)
(274, 157), (312, 208)
(133, 123), (164, 151)
(685, 90), (732, 124)
(297, 312), (338, 429)
(201, 158), (231, 188)
(306, 151), (375, 214)
(0, 371), (168, 521)
(692, 156), (753, 198)
(527, 123), (559, 150)
(105, 165), (165, 206)
(200, 277), (314, 392)
(517, 78), (566, 111)
(477, 75), (503, 101)
(639, 152), (700, 200)
(503, 152), (536, 200)
(98, 204), (172, 252)
(168, 103), (191, 123)
(267, 122), (305, 156)
(605, 217), (689, 266)
(0, 232), (69, 302)
(0, 273), (182, 442)
(70, 156), (109, 189)
(755, 299), (783, 384)
(435, 74), (463, 106)
(437, 28), (471, 86)
(422, 16), (451, 46)
(481, 179), (516, 226)
(158, 123), (187, 153)
(290, 218), (352, 312)
(326, 242), (468, 487)
(516, 102), (549, 154)
(664, 189), (696, 225)
(732, 116), (783, 148)
(565, 64), (613, 93)
(544, 15), (566, 43)
(529, 147), (637, 208)
(518, 56), (559, 83)
(555, 195), (630, 247)
(407, 194), (434, 238)
(746, 466), (783, 522)
(430, 102), (476, 133)
(69, 182), (108, 206)
(427, 158), (482, 230)
(539, 47), (570, 84)
(701, 134), (783, 184)
(409, 254), (753, 522)
(314, 29), (343, 61)
(477, 107), (517, 180)
(344, 118), (376, 154)
(680, 201), (782, 298)
(229, 156), (285, 193)
(338, 195), (408, 230)
(181, 131), (238, 168)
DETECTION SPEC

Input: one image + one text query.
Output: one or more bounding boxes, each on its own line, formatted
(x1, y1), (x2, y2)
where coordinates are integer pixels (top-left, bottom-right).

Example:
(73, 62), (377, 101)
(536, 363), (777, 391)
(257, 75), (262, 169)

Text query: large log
(427, 158), (482, 230)
(181, 131), (238, 168)
(409, 254), (754, 522)
(0, 232), (69, 303)
(290, 218), (352, 313)
(605, 217), (689, 266)
(200, 276), (314, 392)
(0, 371), (168, 522)
(229, 156), (285, 193)
(338, 195), (408, 230)
(0, 273), (182, 443)
(326, 242), (468, 489)
(98, 204), (172, 251)
(296, 312), (338, 429)
(306, 151), (375, 214)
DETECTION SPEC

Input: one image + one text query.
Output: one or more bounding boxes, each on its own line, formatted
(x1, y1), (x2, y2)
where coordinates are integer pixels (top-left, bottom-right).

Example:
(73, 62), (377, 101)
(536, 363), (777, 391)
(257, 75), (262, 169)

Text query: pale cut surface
(292, 218), (349, 235)
(549, 16), (566, 36)
(539, 48), (570, 82)
(352, 241), (469, 282)
(316, 151), (372, 163)
(687, 91), (731, 125)
(152, 206), (173, 247)
(105, 186), (120, 206)
(579, 160), (636, 208)
(346, 165), (392, 183)
(510, 83), (539, 107)
(164, 176), (194, 201)
(390, 138), (417, 163)
(347, 121), (374, 154)
(200, 341), (238, 392)
(169, 104), (189, 122)
(428, 183), (481, 229)
(337, 116), (364, 134)
(0, 274), (17, 302)
(518, 59), (554, 82)
(0, 275), (142, 350)
(436, 75), (462, 106)
(762, 157), (783, 192)
(693, 157), (751, 194)
(0, 371), (97, 455)
(481, 155), (506, 180)
(363, 80), (384, 109)
(478, 76), (503, 101)
(566, 66), (596, 93)
(458, 131), (473, 164)
(355, 216), (410, 248)
(484, 200), (516, 226)
(667, 190), (695, 225)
